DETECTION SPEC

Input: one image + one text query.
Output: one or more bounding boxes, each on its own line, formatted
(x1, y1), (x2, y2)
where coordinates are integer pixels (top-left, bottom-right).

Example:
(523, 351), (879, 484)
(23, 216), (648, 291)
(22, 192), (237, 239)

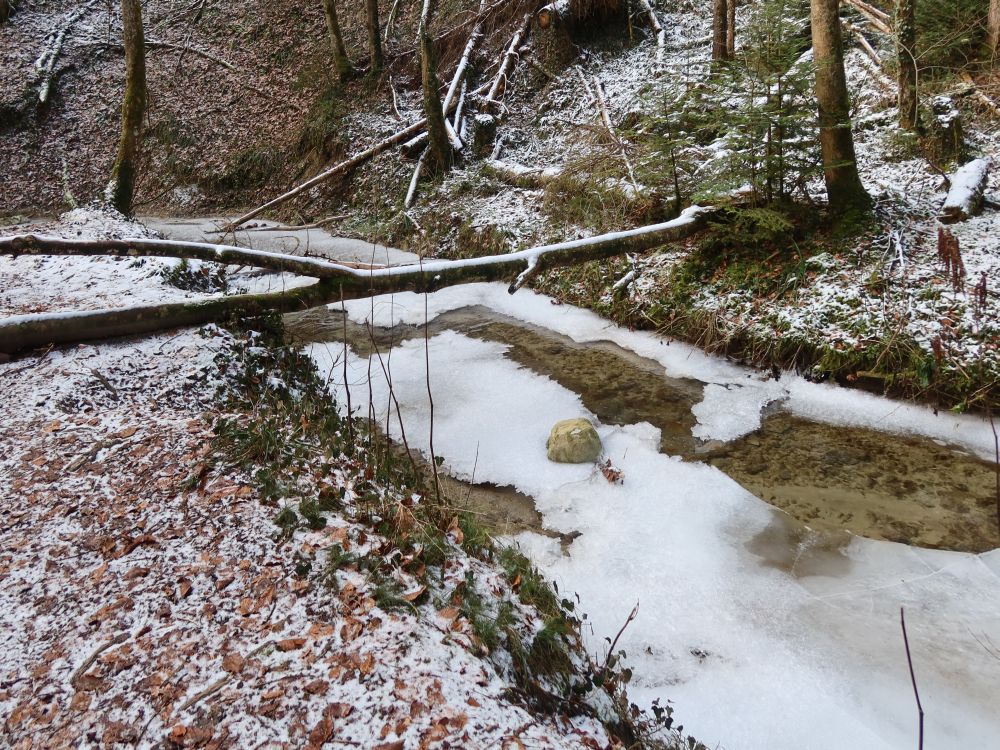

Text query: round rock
(546, 418), (602, 464)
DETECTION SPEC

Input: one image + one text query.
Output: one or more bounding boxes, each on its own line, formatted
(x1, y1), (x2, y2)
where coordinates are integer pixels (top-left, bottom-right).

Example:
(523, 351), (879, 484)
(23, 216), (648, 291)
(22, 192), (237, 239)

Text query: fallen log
(0, 282), (341, 357)
(958, 71), (1000, 117)
(223, 118), (432, 232)
(636, 0), (666, 65)
(36, 0), (100, 105)
(843, 0), (892, 35)
(576, 69), (640, 191)
(79, 39), (239, 72)
(486, 12), (533, 107)
(939, 158), (992, 223)
(406, 15), (481, 207)
(0, 206), (712, 354)
(592, 76), (639, 190)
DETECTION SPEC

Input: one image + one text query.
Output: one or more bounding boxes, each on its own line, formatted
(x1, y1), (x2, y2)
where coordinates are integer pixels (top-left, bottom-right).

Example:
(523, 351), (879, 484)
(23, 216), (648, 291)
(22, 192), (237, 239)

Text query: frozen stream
(154, 219), (1000, 750)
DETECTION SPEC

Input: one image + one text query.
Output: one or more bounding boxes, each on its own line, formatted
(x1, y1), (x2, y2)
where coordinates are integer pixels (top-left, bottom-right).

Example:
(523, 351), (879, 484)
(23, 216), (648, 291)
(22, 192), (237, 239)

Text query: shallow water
(286, 304), (1000, 553)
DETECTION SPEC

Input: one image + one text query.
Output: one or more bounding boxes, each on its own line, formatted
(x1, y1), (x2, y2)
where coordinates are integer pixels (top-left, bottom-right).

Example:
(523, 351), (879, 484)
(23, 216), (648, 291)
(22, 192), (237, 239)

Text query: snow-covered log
(0, 206), (713, 354)
(0, 283), (343, 358)
(636, 0), (666, 64)
(36, 0), (100, 105)
(940, 159), (992, 223)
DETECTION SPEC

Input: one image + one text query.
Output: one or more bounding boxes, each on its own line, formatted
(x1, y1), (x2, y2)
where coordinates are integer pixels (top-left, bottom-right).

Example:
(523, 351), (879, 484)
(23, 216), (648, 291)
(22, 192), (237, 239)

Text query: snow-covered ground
(311, 282), (1000, 750)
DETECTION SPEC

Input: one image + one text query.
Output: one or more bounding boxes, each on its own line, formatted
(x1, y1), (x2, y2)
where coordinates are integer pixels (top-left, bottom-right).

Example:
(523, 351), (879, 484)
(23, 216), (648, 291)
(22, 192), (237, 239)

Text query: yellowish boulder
(546, 418), (602, 464)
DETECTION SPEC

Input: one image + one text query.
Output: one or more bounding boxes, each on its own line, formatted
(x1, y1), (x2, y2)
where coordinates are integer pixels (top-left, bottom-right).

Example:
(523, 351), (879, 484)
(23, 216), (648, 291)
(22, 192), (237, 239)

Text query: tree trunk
(811, 0), (870, 214)
(989, 0), (1000, 58)
(0, 207), (713, 355)
(0, 0), (10, 25)
(366, 0), (383, 74)
(712, 0), (730, 62)
(895, 0), (918, 130)
(727, 0), (737, 57)
(321, 0), (355, 82)
(109, 0), (146, 217)
(419, 0), (453, 174)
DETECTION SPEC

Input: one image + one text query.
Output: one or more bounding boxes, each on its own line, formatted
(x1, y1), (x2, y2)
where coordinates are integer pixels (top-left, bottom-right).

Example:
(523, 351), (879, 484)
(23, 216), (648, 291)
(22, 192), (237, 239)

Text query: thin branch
(900, 607), (925, 750)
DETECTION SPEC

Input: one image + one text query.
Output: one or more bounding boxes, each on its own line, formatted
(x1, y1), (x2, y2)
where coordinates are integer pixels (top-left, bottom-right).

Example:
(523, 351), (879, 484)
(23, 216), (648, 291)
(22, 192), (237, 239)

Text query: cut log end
(940, 158), (992, 224)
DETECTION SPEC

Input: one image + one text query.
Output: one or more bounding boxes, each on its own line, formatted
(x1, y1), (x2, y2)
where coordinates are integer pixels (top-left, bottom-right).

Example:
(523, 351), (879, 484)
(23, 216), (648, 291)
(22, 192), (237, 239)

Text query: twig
(900, 607), (925, 750)
(89, 367), (119, 400)
(421, 255), (441, 502)
(175, 640), (273, 713)
(342, 289), (354, 446)
(69, 632), (128, 688)
(601, 602), (639, 673)
(989, 408), (999, 538)
(239, 215), (349, 232)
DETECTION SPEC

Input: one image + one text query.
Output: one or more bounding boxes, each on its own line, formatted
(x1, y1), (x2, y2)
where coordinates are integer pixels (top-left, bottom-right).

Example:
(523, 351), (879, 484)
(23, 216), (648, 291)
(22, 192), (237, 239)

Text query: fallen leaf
(221, 653), (245, 674)
(325, 702), (353, 718)
(303, 679), (328, 695)
(437, 607), (460, 621)
(401, 585), (426, 602)
(277, 638), (307, 652)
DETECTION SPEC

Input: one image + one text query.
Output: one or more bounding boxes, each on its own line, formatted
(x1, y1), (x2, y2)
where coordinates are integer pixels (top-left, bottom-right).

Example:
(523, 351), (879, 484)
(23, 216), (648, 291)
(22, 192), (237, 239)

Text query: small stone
(546, 419), (602, 464)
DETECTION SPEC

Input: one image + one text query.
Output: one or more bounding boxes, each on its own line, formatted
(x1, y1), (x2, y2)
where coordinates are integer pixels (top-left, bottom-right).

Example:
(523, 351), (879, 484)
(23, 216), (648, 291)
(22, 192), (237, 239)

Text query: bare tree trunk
(989, 0), (1000, 59)
(727, 0), (737, 57)
(712, 0), (730, 62)
(811, 0), (870, 214)
(0, 207), (713, 355)
(895, 0), (919, 130)
(366, 0), (383, 73)
(0, 0), (11, 25)
(109, 0), (146, 216)
(321, 0), (355, 82)
(419, 0), (453, 174)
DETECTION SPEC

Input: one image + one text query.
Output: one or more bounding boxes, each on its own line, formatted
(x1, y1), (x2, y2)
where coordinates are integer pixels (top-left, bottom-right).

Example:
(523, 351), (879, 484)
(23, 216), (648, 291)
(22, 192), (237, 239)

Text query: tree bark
(811, 0), (870, 214)
(366, 0), (383, 74)
(109, 0), (146, 217)
(419, 0), (453, 174)
(989, 0), (1000, 58)
(0, 206), (713, 355)
(321, 0), (355, 82)
(895, 0), (918, 131)
(727, 0), (737, 57)
(712, 0), (730, 62)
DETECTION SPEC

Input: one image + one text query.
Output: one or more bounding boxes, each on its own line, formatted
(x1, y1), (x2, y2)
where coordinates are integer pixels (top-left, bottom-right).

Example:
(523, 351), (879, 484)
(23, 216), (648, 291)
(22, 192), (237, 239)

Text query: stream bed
(287, 304), (1000, 554)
